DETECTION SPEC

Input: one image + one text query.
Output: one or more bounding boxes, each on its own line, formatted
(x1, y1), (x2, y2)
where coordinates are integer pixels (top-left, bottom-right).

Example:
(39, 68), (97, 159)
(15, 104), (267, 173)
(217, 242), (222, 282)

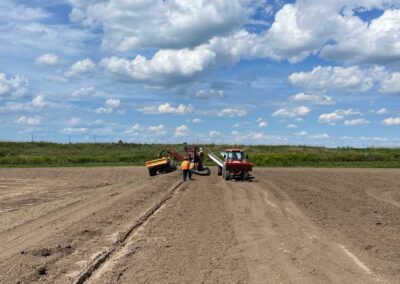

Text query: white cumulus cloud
(288, 66), (383, 92)
(175, 125), (189, 137)
(206, 1), (400, 65)
(62, 127), (88, 135)
(68, 0), (250, 51)
(380, 72), (400, 94)
(344, 118), (370, 126)
(257, 118), (268, 128)
(375, 108), (390, 115)
(261, 1), (400, 64)
(320, 9), (400, 65)
(294, 131), (308, 136)
(0, 94), (56, 113)
(125, 123), (141, 134)
(0, 0), (50, 22)
(138, 103), (193, 115)
(15, 116), (41, 125)
(71, 86), (95, 98)
(35, 53), (59, 65)
(105, 98), (120, 108)
(148, 124), (166, 135)
(68, 0), (400, 70)
(65, 58), (95, 77)
(210, 130), (223, 138)
(318, 109), (362, 125)
(318, 113), (343, 125)
(100, 46), (216, 86)
(191, 118), (203, 124)
(95, 98), (121, 114)
(68, 117), (82, 127)
(382, 117), (400, 126)
(289, 93), (334, 105)
(308, 133), (330, 140)
(195, 89), (224, 99)
(0, 73), (29, 98)
(31, 94), (48, 108)
(95, 107), (112, 114)
(259, 121), (268, 128)
(218, 108), (247, 117)
(272, 106), (310, 118)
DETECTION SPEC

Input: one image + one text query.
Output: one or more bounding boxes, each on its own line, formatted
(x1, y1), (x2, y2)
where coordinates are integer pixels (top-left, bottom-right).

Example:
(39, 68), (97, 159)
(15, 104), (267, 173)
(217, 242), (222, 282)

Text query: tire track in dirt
(253, 168), (400, 279)
(73, 180), (183, 284)
(92, 174), (248, 284)
(2, 167), (400, 283)
(366, 189), (400, 208)
(0, 179), (155, 259)
(224, 178), (386, 283)
(0, 168), (182, 283)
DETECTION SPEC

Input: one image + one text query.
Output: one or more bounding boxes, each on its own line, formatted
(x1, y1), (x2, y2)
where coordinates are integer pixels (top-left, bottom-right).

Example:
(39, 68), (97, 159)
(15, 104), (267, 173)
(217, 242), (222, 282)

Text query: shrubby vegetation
(0, 142), (400, 168)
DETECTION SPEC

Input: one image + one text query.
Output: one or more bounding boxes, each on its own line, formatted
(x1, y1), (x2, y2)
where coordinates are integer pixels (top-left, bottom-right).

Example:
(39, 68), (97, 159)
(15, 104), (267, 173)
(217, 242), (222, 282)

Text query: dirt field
(0, 167), (399, 283)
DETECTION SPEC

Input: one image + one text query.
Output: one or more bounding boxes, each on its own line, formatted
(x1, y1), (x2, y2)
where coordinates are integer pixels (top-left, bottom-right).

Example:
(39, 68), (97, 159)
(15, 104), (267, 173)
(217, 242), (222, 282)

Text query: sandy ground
(0, 167), (399, 283)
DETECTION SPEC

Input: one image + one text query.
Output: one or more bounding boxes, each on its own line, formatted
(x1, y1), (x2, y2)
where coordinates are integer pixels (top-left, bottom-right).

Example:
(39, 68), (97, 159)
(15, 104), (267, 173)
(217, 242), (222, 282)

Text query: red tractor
(208, 149), (252, 180)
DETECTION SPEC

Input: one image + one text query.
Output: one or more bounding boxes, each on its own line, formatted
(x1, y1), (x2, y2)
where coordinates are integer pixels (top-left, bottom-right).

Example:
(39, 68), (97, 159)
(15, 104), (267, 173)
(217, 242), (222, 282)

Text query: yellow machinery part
(145, 157), (170, 168)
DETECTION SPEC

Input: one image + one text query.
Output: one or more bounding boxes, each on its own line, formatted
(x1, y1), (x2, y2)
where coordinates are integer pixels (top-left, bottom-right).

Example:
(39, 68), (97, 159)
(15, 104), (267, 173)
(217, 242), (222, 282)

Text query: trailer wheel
(169, 160), (177, 171)
(148, 168), (156, 176)
(217, 167), (222, 176)
(164, 164), (172, 173)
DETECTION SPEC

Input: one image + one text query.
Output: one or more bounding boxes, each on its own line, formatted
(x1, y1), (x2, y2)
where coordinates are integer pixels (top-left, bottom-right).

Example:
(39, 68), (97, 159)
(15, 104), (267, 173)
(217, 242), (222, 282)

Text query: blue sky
(1, 0), (400, 146)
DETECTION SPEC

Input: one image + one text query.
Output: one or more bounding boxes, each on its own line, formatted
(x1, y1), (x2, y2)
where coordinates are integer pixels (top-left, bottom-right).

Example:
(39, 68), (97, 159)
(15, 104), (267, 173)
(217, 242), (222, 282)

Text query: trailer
(145, 157), (176, 176)
(208, 149), (252, 180)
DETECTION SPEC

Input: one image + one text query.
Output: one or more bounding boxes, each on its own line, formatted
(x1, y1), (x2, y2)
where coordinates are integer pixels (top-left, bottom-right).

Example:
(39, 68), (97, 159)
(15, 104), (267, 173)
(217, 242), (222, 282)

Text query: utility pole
(69, 135), (71, 144)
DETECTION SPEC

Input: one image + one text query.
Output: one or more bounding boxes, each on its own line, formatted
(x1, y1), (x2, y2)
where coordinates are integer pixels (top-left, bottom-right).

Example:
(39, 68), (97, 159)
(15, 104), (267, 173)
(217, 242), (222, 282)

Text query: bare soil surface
(0, 167), (399, 283)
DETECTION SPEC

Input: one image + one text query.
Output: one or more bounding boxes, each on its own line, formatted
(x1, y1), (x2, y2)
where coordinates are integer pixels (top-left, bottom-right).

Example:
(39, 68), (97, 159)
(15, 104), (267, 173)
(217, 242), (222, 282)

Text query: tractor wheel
(217, 167), (222, 176)
(244, 172), (249, 180)
(223, 166), (230, 180)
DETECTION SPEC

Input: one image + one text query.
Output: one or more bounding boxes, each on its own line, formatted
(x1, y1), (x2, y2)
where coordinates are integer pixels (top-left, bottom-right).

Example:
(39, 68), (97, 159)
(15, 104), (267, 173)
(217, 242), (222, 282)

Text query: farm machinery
(145, 144), (210, 176)
(145, 145), (252, 180)
(145, 157), (176, 177)
(208, 149), (253, 180)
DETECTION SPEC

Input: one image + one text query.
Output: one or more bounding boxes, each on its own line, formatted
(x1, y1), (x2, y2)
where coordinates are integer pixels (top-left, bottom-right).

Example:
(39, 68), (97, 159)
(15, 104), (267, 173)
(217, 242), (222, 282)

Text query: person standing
(181, 157), (191, 181)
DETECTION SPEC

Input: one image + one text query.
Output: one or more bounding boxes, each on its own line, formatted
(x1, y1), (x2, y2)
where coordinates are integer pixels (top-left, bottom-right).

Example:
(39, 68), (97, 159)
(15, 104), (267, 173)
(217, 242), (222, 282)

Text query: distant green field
(1, 142), (400, 168)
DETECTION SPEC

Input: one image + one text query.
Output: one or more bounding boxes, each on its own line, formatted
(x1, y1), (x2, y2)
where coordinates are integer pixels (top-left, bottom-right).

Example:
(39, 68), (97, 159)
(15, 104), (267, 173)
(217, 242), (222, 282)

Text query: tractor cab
(222, 149), (247, 162)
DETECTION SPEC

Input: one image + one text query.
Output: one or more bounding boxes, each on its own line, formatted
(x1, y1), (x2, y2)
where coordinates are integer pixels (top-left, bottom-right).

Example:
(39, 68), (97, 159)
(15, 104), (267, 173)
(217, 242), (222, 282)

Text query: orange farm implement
(145, 144), (210, 176)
